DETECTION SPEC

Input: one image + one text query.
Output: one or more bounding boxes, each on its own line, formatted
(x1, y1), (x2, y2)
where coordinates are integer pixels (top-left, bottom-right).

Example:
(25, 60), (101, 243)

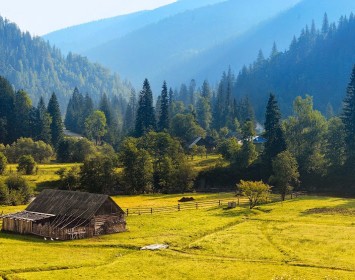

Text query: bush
(56, 166), (81, 191)
(17, 155), (37, 175)
(5, 175), (32, 205)
(5, 137), (54, 163)
(57, 137), (97, 163)
(0, 152), (7, 174)
(237, 180), (271, 209)
(0, 183), (10, 205)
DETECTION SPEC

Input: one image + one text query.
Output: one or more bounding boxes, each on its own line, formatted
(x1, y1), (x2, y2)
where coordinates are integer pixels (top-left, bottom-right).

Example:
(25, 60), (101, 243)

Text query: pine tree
(196, 80), (212, 131)
(36, 97), (52, 143)
(123, 89), (137, 134)
(0, 76), (15, 144)
(14, 90), (32, 139)
(99, 93), (113, 126)
(342, 65), (355, 163)
(135, 79), (156, 137)
(263, 94), (287, 174)
(47, 92), (64, 148)
(158, 81), (169, 131)
(322, 13), (329, 35)
(270, 42), (279, 58)
(65, 88), (84, 133)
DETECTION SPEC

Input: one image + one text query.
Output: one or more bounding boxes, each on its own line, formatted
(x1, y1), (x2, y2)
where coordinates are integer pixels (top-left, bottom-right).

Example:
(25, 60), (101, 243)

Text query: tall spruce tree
(135, 79), (156, 137)
(123, 89), (137, 135)
(0, 76), (15, 144)
(263, 94), (287, 172)
(158, 81), (169, 131)
(14, 90), (32, 139)
(36, 97), (52, 144)
(47, 92), (64, 148)
(342, 65), (355, 163)
(196, 80), (212, 131)
(65, 87), (84, 133)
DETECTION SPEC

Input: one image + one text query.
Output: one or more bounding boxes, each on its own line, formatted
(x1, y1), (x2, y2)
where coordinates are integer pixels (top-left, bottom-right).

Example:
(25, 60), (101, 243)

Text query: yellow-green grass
(188, 154), (227, 172)
(0, 154), (221, 192)
(0, 195), (354, 279)
(1, 163), (81, 192)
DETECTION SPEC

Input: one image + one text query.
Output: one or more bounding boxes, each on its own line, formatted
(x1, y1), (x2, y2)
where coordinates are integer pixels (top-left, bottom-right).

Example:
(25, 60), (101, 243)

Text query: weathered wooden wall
(2, 218), (32, 234)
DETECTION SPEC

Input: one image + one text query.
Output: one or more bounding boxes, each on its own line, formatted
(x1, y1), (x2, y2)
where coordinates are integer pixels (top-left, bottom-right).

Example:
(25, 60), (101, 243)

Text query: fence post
(126, 209), (129, 216)
(178, 204), (180, 211)
(291, 193), (293, 199)
(218, 200), (221, 206)
(237, 196), (240, 206)
(196, 203), (198, 209)
(151, 208), (153, 214)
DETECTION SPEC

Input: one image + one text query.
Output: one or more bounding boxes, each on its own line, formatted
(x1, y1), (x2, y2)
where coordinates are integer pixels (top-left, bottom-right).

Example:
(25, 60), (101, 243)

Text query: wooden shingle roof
(26, 189), (123, 220)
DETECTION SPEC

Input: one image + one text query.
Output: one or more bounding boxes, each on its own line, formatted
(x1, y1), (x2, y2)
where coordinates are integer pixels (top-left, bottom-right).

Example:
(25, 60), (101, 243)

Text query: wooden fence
(123, 192), (307, 216)
(124, 198), (249, 216)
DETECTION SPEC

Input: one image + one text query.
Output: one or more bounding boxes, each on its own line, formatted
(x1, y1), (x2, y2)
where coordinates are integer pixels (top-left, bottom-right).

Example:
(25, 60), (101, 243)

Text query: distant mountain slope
(0, 17), (131, 110)
(233, 13), (355, 119)
(44, 0), (301, 89)
(43, 0), (226, 55)
(161, 0), (355, 88)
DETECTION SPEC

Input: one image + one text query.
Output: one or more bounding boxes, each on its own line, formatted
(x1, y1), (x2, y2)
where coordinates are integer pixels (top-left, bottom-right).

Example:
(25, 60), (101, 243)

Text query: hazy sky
(0, 0), (176, 36)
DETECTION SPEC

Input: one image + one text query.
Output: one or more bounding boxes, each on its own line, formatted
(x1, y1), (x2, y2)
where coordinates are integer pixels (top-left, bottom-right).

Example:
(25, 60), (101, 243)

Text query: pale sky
(0, 0), (176, 36)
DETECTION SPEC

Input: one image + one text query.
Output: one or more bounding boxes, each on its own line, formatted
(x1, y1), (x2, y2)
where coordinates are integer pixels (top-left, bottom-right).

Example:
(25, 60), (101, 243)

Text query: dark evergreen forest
(233, 13), (355, 119)
(0, 16), (132, 110)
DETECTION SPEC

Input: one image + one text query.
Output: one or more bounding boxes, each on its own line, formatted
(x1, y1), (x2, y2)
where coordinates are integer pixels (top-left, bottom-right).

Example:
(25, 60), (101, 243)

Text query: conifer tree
(0, 76), (15, 144)
(158, 81), (169, 131)
(65, 87), (84, 133)
(322, 13), (329, 35)
(123, 89), (137, 134)
(342, 65), (355, 163)
(135, 79), (156, 137)
(36, 97), (52, 144)
(262, 94), (287, 176)
(196, 80), (212, 131)
(99, 93), (113, 126)
(14, 90), (32, 139)
(47, 92), (64, 148)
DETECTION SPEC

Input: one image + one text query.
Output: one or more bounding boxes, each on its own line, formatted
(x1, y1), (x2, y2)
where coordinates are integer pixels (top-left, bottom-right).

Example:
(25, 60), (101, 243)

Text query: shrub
(0, 183), (10, 205)
(5, 175), (32, 205)
(57, 137), (97, 163)
(17, 155), (36, 175)
(5, 137), (53, 163)
(0, 152), (7, 174)
(56, 166), (81, 191)
(237, 180), (271, 209)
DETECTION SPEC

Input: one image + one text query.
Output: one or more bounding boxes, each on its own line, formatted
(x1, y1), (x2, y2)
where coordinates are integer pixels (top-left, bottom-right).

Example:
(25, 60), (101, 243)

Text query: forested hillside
(44, 0), (301, 89)
(233, 13), (355, 118)
(0, 16), (131, 110)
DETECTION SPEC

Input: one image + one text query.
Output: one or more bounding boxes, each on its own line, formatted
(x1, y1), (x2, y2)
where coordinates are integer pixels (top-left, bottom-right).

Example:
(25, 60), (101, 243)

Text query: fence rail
(123, 192), (307, 216)
(124, 198), (249, 216)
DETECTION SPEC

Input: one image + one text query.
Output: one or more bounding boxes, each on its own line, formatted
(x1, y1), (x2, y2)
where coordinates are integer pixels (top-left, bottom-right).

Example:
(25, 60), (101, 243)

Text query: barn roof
(25, 189), (124, 220)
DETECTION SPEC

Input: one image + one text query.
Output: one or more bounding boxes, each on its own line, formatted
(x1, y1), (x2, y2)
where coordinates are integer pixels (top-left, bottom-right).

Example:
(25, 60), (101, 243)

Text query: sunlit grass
(0, 196), (354, 279)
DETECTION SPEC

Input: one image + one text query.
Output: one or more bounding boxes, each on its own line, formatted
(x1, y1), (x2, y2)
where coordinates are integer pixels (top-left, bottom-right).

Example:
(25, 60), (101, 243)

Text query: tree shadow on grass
(0, 231), (52, 243)
(35, 180), (61, 192)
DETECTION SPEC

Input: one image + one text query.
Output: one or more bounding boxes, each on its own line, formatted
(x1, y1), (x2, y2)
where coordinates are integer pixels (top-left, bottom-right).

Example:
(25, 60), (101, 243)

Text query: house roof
(25, 189), (124, 220)
(253, 136), (267, 144)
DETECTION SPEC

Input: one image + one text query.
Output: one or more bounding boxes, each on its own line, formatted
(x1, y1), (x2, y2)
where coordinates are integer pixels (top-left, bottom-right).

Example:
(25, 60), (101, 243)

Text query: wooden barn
(1, 189), (126, 240)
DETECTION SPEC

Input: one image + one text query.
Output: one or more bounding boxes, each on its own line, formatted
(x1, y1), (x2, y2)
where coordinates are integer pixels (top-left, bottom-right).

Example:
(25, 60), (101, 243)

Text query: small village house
(1, 189), (126, 240)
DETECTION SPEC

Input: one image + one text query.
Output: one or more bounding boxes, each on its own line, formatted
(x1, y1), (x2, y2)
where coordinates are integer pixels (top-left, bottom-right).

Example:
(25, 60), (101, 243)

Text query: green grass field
(0, 154), (223, 193)
(0, 195), (354, 280)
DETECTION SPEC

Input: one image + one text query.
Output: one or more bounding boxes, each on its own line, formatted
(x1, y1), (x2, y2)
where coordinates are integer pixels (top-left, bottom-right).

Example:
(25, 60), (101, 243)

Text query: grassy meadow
(0, 195), (354, 280)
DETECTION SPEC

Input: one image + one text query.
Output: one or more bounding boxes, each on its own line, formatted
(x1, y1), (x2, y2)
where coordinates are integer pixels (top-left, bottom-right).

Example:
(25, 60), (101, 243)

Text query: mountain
(0, 16), (131, 111)
(233, 13), (355, 119)
(168, 0), (355, 88)
(43, 0), (301, 89)
(44, 0), (226, 55)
